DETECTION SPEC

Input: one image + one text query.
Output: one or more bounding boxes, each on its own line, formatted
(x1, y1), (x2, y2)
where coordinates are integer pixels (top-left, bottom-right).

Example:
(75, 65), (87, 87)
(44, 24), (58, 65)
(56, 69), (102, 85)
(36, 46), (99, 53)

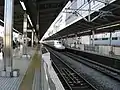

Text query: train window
(95, 38), (101, 40)
(95, 38), (98, 40)
(59, 42), (61, 44)
(112, 37), (118, 40)
(102, 38), (108, 40)
(98, 38), (101, 40)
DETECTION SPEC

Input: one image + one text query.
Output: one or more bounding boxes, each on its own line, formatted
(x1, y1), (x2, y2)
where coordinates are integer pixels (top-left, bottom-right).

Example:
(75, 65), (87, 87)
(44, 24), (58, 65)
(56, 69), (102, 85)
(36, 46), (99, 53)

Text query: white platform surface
(0, 47), (35, 90)
(42, 52), (65, 90)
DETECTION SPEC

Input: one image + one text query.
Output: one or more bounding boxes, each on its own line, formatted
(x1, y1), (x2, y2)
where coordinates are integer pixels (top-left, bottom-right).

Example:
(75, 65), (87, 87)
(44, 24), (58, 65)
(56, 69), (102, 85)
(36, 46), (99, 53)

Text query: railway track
(62, 51), (120, 81)
(49, 48), (97, 90)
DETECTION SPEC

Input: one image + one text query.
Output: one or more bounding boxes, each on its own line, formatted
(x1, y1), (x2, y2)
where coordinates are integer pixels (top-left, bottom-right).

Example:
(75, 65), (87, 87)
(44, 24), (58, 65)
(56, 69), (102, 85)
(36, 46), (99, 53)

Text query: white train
(43, 40), (65, 50)
(93, 37), (120, 46)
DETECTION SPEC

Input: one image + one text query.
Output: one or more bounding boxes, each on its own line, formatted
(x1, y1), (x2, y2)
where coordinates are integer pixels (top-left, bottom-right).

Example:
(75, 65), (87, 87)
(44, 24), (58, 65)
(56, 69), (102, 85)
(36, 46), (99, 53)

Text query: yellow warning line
(19, 49), (41, 90)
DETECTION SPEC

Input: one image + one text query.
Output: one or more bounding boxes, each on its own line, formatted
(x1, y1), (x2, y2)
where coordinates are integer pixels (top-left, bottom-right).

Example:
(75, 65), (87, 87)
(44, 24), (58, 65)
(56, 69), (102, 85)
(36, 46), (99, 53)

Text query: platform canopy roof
(0, 0), (69, 39)
(45, 0), (120, 40)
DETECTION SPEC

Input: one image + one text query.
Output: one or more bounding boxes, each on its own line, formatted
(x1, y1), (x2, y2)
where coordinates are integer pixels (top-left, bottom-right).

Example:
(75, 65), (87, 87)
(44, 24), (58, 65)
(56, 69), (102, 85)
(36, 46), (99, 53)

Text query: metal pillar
(110, 31), (112, 46)
(23, 13), (28, 55)
(79, 36), (81, 49)
(109, 31), (114, 55)
(34, 33), (37, 46)
(75, 34), (77, 48)
(3, 0), (14, 72)
(92, 30), (95, 46)
(89, 35), (91, 45)
(88, 1), (91, 22)
(31, 31), (34, 47)
(79, 36), (81, 44)
(60, 37), (62, 44)
(36, 10), (39, 44)
(65, 37), (68, 47)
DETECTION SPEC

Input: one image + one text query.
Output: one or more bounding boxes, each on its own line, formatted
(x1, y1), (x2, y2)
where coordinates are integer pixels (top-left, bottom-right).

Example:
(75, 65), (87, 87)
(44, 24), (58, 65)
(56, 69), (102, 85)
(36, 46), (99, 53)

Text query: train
(92, 37), (120, 46)
(89, 31), (120, 46)
(42, 40), (65, 51)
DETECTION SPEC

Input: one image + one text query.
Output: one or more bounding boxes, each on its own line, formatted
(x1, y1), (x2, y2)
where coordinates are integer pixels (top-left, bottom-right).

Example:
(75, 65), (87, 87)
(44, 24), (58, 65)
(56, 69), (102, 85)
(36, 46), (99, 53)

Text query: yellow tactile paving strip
(19, 49), (41, 90)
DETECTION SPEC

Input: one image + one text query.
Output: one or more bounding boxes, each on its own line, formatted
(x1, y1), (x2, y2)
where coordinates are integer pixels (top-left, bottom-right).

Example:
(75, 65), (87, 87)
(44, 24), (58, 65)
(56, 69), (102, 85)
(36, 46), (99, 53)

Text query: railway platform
(0, 45), (66, 90)
(66, 47), (120, 70)
(0, 47), (41, 90)
(66, 44), (120, 60)
(67, 46), (120, 60)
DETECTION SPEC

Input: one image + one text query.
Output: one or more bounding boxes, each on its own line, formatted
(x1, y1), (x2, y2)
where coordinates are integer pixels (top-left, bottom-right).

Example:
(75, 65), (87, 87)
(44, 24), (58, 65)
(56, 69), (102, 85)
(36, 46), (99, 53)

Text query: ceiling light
(0, 19), (4, 23)
(33, 29), (35, 32)
(27, 15), (33, 27)
(0, 19), (21, 33)
(20, 1), (26, 11)
(27, 29), (32, 32)
(97, 24), (120, 30)
(13, 28), (20, 33)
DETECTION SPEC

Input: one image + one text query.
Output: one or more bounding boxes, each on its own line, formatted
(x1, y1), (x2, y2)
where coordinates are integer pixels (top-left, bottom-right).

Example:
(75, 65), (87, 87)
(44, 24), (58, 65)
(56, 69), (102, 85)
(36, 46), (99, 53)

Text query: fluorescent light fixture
(83, 30), (91, 33)
(68, 34), (74, 36)
(13, 28), (18, 32)
(27, 15), (33, 27)
(77, 30), (91, 34)
(13, 28), (22, 34)
(97, 24), (120, 30)
(33, 29), (35, 32)
(20, 1), (26, 10)
(0, 19), (4, 23)
(27, 29), (32, 32)
(0, 19), (20, 33)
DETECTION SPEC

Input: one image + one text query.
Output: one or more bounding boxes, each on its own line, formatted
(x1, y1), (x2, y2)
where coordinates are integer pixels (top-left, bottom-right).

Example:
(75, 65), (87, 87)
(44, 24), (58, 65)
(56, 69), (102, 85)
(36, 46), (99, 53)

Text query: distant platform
(67, 47), (120, 60)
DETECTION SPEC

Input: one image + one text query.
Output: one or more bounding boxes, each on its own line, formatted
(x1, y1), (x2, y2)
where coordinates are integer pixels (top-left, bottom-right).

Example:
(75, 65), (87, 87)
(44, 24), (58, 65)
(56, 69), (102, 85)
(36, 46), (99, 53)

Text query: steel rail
(49, 48), (97, 90)
(63, 51), (120, 81)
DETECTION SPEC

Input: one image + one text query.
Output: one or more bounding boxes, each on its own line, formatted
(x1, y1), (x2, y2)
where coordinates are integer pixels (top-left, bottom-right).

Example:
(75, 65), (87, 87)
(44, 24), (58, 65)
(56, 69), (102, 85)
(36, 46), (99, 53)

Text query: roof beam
(93, 0), (110, 4)
(39, 3), (63, 10)
(40, 13), (57, 17)
(39, 1), (62, 4)
(39, 8), (59, 13)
